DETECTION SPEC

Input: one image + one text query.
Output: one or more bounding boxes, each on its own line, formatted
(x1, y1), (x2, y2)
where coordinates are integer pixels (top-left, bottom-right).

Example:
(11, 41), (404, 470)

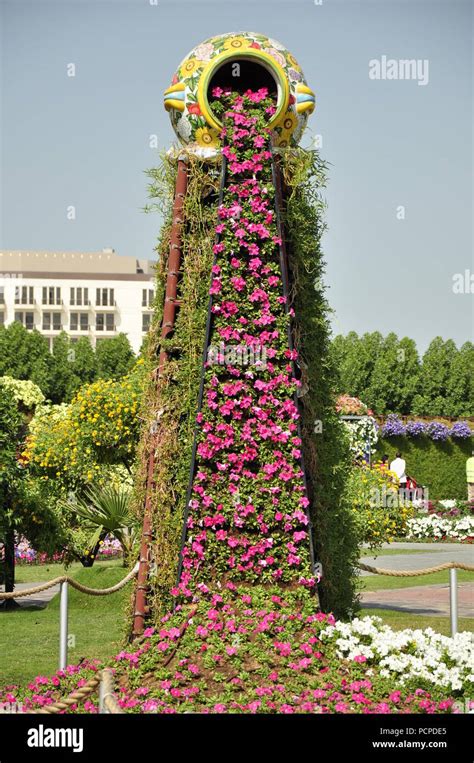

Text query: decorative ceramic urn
(164, 31), (315, 156)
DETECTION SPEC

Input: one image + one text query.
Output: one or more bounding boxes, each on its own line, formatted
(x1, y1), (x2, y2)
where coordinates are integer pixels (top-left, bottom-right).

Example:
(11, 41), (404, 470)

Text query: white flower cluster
(320, 616), (474, 693)
(343, 416), (379, 462)
(406, 514), (474, 541)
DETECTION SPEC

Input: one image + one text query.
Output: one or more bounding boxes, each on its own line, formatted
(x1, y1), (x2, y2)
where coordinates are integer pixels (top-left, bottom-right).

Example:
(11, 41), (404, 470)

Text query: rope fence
(28, 669), (122, 715)
(0, 563), (139, 600)
(358, 561), (474, 577)
(357, 560), (473, 636)
(0, 562), (139, 671)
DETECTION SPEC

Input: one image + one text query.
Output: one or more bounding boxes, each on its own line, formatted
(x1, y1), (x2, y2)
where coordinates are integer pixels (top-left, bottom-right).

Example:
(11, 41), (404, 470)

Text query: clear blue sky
(1, 0), (472, 353)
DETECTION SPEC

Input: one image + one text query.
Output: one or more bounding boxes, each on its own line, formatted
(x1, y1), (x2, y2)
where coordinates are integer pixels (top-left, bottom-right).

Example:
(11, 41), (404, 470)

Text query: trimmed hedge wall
(375, 436), (472, 501)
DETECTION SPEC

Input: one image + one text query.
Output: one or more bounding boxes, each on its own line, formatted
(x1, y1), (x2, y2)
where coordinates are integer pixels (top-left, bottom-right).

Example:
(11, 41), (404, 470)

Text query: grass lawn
(360, 607), (473, 637)
(0, 561), (131, 686)
(13, 558), (122, 584)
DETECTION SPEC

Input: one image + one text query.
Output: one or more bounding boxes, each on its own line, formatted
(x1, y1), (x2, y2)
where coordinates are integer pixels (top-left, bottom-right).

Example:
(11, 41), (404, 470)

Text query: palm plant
(62, 484), (139, 566)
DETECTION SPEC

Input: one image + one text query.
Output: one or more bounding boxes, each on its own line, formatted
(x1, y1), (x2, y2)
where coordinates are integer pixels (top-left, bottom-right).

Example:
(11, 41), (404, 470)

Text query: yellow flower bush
(23, 363), (146, 491)
(347, 464), (415, 551)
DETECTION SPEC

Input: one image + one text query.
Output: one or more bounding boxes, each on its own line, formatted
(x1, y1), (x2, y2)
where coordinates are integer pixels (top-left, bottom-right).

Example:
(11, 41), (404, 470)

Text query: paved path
(360, 542), (474, 619)
(361, 583), (474, 617)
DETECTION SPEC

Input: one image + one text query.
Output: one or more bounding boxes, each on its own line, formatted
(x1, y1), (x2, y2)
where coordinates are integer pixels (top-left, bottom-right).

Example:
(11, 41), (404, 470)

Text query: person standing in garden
(390, 452), (407, 498)
(466, 451), (474, 502)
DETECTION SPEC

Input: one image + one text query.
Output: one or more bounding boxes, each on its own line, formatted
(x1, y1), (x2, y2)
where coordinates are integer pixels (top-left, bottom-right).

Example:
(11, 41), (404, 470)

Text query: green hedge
(375, 436), (472, 501)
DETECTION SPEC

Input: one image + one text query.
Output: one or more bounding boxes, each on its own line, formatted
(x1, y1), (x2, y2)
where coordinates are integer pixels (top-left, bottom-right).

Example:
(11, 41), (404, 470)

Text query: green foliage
(0, 323), (136, 404)
(375, 436), (473, 500)
(331, 332), (472, 417)
(138, 154), (220, 612)
(367, 334), (420, 414)
(283, 149), (359, 618)
(95, 334), (135, 380)
(331, 331), (384, 404)
(48, 334), (99, 403)
(411, 337), (458, 416)
(48, 333), (77, 403)
(444, 342), (473, 417)
(0, 323), (51, 393)
(0, 384), (24, 505)
(60, 484), (139, 564)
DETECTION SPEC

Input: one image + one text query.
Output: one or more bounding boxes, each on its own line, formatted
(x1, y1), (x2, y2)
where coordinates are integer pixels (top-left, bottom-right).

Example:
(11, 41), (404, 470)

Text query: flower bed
(319, 616), (473, 694)
(13, 535), (122, 565)
(405, 514), (474, 543)
(1, 585), (471, 714)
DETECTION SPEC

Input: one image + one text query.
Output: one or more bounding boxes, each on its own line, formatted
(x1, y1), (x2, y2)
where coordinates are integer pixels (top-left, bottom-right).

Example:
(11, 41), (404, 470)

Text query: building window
(0, 287), (4, 304)
(15, 286), (34, 305)
(70, 312), (89, 331)
(0, 311), (4, 326)
(96, 313), (115, 332)
(70, 287), (89, 306)
(43, 312), (61, 331)
(96, 288), (114, 307)
(142, 313), (151, 332)
(15, 311), (34, 330)
(142, 289), (154, 307)
(42, 286), (61, 305)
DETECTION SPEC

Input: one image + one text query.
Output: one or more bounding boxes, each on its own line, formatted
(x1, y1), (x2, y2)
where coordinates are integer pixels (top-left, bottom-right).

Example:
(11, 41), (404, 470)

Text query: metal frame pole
(132, 157), (188, 637)
(449, 567), (458, 637)
(59, 581), (68, 670)
(98, 677), (107, 714)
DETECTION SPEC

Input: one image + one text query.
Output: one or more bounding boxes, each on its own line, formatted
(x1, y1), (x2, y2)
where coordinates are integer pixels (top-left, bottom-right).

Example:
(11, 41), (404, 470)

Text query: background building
(0, 248), (154, 353)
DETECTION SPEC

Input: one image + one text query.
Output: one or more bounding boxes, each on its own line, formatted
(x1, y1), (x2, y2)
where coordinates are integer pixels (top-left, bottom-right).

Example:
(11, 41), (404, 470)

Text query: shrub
(375, 436), (472, 501)
(22, 362), (146, 492)
(346, 465), (414, 550)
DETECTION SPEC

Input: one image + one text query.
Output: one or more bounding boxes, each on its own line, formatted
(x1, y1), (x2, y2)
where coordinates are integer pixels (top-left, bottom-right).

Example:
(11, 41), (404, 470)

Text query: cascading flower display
(2, 88), (472, 717)
(177, 88), (314, 593)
